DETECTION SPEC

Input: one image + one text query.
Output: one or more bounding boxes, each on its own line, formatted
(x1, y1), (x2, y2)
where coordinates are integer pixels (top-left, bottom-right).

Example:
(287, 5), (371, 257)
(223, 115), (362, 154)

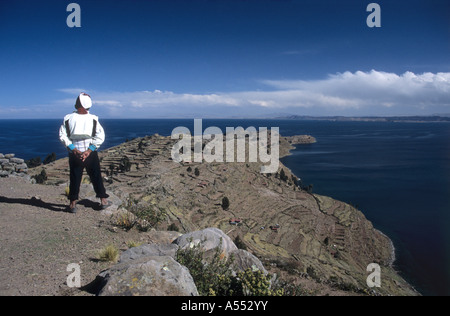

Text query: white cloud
(261, 70), (450, 109)
(57, 70), (450, 117)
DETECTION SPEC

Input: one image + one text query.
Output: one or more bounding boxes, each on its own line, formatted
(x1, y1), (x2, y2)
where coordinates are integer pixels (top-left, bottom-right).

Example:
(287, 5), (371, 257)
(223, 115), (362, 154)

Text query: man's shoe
(101, 201), (113, 210)
(68, 206), (77, 214)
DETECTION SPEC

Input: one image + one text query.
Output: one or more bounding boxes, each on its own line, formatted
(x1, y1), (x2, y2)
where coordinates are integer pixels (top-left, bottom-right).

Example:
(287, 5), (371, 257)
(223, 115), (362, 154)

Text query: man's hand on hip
(72, 148), (83, 158)
(81, 149), (92, 162)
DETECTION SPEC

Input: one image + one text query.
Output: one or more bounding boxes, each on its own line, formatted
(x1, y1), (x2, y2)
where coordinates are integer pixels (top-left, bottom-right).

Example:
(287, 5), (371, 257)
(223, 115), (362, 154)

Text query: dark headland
(1, 133), (418, 296)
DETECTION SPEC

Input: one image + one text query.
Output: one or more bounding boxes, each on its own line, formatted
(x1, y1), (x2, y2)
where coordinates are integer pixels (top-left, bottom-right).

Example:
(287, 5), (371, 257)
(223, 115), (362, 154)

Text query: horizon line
(1, 114), (450, 120)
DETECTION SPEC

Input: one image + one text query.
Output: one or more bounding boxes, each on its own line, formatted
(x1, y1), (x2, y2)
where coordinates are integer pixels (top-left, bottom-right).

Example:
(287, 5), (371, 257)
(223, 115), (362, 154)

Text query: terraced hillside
(32, 133), (417, 295)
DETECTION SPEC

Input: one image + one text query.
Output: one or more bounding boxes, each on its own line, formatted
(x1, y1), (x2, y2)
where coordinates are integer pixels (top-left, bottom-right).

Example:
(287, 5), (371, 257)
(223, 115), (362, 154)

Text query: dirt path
(0, 176), (145, 296)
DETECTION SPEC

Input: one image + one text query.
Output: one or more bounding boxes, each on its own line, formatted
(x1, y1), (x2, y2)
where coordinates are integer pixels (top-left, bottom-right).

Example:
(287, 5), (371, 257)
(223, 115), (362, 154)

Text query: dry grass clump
(98, 244), (119, 263)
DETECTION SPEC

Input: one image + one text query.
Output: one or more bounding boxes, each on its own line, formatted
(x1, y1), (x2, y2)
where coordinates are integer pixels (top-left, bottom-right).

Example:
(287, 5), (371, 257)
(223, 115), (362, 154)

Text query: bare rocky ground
(1, 134), (418, 296)
(0, 176), (180, 296)
(0, 176), (347, 296)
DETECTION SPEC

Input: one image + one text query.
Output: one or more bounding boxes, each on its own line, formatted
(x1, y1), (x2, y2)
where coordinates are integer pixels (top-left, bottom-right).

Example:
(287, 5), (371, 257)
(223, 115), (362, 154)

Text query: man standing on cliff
(59, 93), (111, 213)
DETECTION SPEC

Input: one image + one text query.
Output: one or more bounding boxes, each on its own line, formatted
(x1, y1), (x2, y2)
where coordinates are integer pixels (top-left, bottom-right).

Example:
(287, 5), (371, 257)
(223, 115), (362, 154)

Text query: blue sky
(0, 0), (449, 118)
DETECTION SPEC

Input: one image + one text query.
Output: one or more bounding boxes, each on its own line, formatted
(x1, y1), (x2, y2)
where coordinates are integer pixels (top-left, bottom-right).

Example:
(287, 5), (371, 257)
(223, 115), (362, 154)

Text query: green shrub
(133, 205), (167, 232)
(121, 196), (167, 231)
(175, 239), (281, 296)
(113, 211), (136, 231)
(33, 169), (47, 184)
(25, 157), (41, 168)
(168, 223), (180, 232)
(279, 169), (288, 182)
(235, 269), (283, 296)
(233, 236), (247, 250)
(221, 196), (230, 210)
(43, 152), (56, 165)
(120, 156), (131, 172)
(176, 238), (235, 296)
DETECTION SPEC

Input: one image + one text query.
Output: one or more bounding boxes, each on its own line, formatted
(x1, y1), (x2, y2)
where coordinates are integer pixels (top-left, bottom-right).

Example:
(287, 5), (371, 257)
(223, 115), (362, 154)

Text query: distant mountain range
(275, 115), (450, 122)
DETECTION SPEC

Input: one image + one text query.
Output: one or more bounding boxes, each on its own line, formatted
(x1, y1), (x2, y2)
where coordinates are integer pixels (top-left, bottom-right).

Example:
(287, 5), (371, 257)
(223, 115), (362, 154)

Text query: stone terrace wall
(0, 153), (29, 178)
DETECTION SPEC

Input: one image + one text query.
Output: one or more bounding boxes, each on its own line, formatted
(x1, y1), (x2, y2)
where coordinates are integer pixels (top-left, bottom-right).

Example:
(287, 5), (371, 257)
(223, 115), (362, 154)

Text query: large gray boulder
(173, 228), (267, 274)
(231, 249), (268, 275)
(173, 227), (238, 257)
(119, 243), (179, 263)
(97, 255), (198, 296)
(95, 228), (269, 296)
(10, 158), (24, 164)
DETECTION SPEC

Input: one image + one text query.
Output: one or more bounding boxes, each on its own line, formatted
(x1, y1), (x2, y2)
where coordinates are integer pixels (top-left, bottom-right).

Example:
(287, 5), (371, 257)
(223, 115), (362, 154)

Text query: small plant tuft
(126, 240), (142, 248)
(98, 244), (119, 263)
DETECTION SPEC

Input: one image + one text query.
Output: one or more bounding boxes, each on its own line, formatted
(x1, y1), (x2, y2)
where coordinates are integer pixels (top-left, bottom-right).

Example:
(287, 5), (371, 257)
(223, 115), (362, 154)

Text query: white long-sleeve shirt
(59, 112), (105, 152)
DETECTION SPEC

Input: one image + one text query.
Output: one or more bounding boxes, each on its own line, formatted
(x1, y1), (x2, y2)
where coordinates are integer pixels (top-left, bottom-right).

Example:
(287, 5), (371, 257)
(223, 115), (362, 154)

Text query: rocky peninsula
(0, 134), (418, 296)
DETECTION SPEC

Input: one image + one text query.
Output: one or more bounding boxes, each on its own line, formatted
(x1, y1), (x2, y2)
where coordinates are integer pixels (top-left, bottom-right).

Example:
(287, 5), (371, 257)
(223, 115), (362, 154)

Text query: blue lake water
(0, 118), (449, 295)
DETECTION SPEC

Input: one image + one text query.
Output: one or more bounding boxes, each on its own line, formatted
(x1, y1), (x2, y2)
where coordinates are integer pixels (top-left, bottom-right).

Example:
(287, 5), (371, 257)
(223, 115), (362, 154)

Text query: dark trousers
(68, 151), (109, 202)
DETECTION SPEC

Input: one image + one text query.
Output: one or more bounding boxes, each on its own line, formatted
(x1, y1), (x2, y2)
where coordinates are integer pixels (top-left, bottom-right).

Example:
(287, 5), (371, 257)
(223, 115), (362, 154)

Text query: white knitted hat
(77, 93), (92, 110)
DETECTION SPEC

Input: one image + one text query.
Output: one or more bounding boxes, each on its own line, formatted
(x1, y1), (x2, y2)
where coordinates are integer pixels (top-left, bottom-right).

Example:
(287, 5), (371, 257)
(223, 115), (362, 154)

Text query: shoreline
(376, 228), (396, 267)
(283, 143), (398, 268)
(281, 141), (421, 295)
(3, 132), (420, 296)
